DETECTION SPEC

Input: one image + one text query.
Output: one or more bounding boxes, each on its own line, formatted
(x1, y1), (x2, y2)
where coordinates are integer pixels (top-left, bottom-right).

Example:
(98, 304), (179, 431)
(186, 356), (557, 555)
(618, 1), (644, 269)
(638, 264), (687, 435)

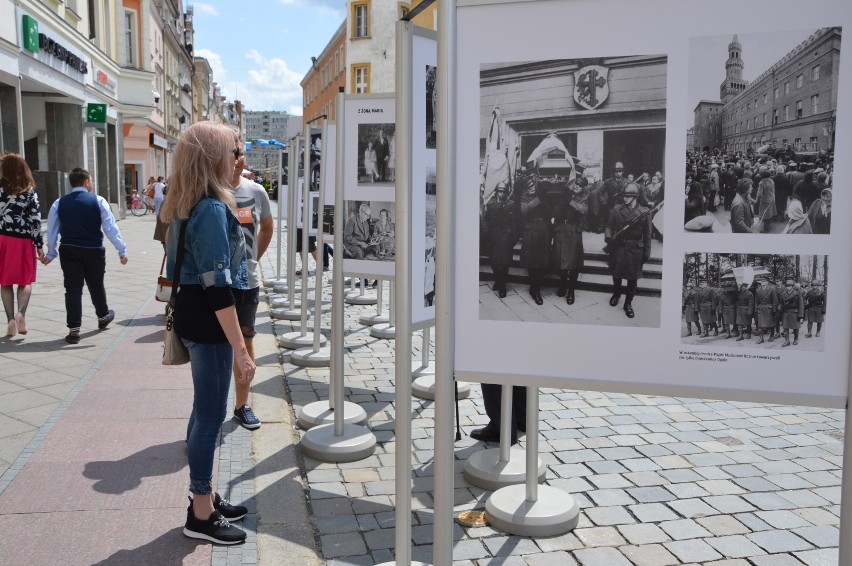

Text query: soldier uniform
(720, 286), (739, 338)
(754, 279), (778, 344)
(696, 281), (718, 337)
(552, 185), (588, 305)
(779, 278), (805, 346)
(682, 281), (701, 336)
(605, 183), (652, 318)
(805, 280), (826, 337)
(485, 184), (518, 298)
(519, 181), (551, 306)
(735, 283), (754, 341)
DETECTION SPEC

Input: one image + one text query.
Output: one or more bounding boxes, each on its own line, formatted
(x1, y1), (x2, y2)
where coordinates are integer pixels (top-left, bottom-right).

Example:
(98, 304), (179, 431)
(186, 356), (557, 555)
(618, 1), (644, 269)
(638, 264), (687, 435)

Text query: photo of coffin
(526, 133), (582, 195)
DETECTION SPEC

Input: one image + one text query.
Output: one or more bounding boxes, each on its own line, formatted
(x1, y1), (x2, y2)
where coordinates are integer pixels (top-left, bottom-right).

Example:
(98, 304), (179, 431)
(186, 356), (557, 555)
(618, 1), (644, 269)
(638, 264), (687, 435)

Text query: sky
(687, 27), (820, 120)
(191, 0), (349, 115)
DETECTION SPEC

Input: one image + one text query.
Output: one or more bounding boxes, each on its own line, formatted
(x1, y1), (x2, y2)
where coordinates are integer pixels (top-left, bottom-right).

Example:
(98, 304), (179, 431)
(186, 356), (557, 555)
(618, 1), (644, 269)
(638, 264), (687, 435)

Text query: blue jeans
(183, 339), (233, 495)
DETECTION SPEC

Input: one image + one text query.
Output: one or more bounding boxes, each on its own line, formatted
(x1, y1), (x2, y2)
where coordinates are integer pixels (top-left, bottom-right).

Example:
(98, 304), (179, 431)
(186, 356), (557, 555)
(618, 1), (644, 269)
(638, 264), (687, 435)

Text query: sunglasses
(232, 148), (243, 158)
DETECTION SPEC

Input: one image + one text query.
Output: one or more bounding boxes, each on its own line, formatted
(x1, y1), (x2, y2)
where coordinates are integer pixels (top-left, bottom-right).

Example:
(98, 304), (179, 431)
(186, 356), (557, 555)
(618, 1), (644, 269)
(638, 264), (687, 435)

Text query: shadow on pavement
(83, 440), (187, 494)
(90, 528), (205, 566)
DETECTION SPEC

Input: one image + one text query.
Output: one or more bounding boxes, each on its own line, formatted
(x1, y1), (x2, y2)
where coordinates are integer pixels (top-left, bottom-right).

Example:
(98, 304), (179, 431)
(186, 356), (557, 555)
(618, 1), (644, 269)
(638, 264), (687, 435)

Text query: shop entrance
(602, 128), (666, 179)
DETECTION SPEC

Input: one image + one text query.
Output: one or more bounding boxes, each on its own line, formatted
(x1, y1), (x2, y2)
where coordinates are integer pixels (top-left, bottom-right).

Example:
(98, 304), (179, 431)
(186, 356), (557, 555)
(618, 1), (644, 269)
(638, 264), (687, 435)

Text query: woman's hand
(235, 349), (256, 384)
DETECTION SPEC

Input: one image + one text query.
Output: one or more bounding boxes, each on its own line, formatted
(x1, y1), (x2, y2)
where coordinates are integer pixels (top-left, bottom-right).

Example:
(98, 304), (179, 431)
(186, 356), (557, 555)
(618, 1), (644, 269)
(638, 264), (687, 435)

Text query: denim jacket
(166, 198), (249, 289)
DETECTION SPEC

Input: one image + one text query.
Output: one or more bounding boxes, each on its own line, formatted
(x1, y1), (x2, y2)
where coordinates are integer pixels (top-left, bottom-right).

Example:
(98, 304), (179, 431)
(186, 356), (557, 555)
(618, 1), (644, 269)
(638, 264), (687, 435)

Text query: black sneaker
(233, 405), (261, 430)
(98, 309), (115, 329)
(64, 332), (81, 344)
(214, 492), (247, 521)
(183, 508), (246, 545)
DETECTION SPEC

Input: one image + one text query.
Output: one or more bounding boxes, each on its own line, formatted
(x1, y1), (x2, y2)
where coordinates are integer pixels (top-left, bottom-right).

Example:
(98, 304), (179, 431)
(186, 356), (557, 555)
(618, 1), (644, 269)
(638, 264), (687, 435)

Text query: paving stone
(587, 489), (635, 506)
(794, 507), (840, 526)
(523, 551), (578, 565)
(750, 555), (812, 566)
(573, 526), (627, 548)
(629, 502), (679, 523)
(659, 518), (712, 540)
(742, 492), (799, 511)
(792, 548), (842, 566)
(704, 535), (767, 559)
(666, 482), (709, 499)
(778, 489), (831, 508)
(748, 530), (814, 553)
(668, 497), (718, 518)
(754, 510), (812, 529)
(482, 537), (540, 556)
(572, 546), (632, 566)
(617, 523), (669, 545)
(695, 515), (750, 536)
(625, 486), (676, 503)
(618, 544), (679, 566)
(585, 506), (635, 526)
(792, 525), (839, 548)
(663, 539), (723, 562)
(320, 532), (367, 558)
(587, 474), (631, 489)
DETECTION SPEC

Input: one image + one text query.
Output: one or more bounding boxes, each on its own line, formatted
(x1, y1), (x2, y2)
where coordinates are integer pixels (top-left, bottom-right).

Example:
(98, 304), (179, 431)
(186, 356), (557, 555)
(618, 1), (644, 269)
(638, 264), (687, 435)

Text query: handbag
(155, 254), (172, 302)
(162, 216), (190, 365)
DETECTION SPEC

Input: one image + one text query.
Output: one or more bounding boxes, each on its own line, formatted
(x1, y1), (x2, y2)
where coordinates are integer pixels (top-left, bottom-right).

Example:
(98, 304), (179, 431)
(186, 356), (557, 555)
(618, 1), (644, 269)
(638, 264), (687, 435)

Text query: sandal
(14, 313), (27, 335)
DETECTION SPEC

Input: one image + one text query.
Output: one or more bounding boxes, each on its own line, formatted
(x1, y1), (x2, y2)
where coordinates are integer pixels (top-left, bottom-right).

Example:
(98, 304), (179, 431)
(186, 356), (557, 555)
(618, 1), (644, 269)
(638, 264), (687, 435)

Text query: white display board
(321, 123), (337, 243)
(410, 27), (438, 326)
(341, 94), (397, 279)
(453, 0), (852, 407)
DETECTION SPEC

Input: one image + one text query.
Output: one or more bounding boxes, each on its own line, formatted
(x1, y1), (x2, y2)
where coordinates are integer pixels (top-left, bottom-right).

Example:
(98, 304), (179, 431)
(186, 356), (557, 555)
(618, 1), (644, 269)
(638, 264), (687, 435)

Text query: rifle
(603, 200), (664, 256)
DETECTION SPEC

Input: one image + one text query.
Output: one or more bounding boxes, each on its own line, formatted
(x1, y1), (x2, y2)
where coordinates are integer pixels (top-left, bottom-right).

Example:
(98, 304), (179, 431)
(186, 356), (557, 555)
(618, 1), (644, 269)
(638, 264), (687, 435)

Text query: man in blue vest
(43, 168), (128, 344)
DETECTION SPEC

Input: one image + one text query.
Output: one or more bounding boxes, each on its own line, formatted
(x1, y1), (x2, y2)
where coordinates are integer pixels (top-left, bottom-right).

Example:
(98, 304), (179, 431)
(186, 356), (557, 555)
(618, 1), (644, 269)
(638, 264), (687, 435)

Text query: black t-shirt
(174, 284), (242, 343)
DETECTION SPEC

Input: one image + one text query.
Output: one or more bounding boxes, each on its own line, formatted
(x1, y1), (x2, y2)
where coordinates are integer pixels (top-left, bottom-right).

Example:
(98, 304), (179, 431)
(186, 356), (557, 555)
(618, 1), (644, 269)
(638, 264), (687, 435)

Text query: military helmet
(623, 183), (640, 197)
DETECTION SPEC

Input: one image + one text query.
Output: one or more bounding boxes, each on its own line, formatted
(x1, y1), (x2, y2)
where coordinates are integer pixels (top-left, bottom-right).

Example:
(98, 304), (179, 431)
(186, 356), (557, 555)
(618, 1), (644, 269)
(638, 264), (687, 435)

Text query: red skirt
(0, 234), (38, 285)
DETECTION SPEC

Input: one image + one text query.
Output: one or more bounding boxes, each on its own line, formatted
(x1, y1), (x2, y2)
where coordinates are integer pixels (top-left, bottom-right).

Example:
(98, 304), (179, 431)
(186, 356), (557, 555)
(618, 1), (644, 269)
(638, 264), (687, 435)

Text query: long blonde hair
(159, 122), (237, 222)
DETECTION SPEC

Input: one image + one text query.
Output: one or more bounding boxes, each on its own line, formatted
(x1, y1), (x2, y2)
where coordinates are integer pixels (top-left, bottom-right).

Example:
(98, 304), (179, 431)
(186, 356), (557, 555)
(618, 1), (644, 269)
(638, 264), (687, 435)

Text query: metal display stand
(301, 93), (376, 463)
(464, 385), (545, 490)
(369, 282), (396, 339)
(411, 326), (470, 400)
(262, 149), (288, 289)
(484, 387), (579, 536)
(292, 121), (333, 368)
(358, 280), (390, 325)
(271, 137), (304, 320)
(344, 281), (378, 305)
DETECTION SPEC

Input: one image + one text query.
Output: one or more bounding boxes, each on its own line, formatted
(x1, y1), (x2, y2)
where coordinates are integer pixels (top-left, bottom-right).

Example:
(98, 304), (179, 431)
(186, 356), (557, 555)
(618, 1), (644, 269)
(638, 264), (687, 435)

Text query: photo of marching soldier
(478, 56), (666, 327)
(684, 28), (840, 234)
(681, 253), (827, 351)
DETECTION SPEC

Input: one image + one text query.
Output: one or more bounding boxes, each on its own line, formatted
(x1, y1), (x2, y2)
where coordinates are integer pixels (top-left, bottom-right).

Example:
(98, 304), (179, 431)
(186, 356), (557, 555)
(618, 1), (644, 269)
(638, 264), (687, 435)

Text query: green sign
(22, 15), (39, 53)
(86, 103), (107, 123)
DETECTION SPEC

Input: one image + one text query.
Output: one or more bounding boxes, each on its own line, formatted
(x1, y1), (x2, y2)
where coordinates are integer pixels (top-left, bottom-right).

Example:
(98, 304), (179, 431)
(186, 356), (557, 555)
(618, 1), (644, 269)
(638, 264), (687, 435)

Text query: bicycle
(129, 191), (151, 216)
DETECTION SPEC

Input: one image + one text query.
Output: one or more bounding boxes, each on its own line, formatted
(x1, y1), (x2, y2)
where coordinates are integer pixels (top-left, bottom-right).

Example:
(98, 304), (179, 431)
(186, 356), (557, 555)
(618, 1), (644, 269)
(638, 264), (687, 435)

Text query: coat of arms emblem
(573, 65), (609, 110)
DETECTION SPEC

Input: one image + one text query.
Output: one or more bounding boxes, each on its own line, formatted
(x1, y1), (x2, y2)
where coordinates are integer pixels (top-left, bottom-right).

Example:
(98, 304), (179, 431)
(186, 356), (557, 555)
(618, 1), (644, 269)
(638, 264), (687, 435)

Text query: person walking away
(806, 188), (831, 234)
(605, 183), (652, 319)
(152, 176), (166, 215)
(708, 163), (720, 212)
(771, 165), (791, 222)
(754, 167), (776, 233)
(805, 280), (826, 337)
(0, 153), (45, 336)
(42, 168), (127, 344)
(228, 142), (273, 430)
(779, 278), (804, 347)
(161, 121), (256, 545)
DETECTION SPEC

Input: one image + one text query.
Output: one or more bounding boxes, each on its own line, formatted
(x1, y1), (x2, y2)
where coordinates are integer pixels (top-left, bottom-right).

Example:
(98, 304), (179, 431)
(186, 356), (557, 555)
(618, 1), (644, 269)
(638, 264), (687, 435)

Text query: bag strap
(159, 253), (167, 276)
(168, 214), (189, 308)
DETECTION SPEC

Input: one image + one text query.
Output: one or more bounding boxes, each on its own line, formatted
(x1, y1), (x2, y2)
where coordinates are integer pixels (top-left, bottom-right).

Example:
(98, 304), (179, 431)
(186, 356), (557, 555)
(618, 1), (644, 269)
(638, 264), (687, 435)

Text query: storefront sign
(87, 103), (107, 123)
(95, 67), (117, 92)
(149, 133), (168, 149)
(21, 14), (88, 76)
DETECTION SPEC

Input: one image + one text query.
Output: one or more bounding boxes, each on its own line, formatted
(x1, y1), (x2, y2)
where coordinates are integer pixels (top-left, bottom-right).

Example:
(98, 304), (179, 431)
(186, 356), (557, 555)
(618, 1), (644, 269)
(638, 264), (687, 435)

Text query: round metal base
(273, 283), (299, 294)
(271, 308), (302, 321)
(279, 331), (326, 349)
(263, 277), (287, 288)
(358, 313), (390, 326)
(369, 323), (396, 340)
(411, 376), (471, 401)
(290, 346), (332, 368)
(376, 563), (431, 566)
(485, 485), (579, 537)
(345, 293), (377, 305)
(297, 400), (367, 429)
(411, 361), (435, 377)
(464, 447), (545, 491)
(301, 423), (376, 463)
(269, 297), (301, 309)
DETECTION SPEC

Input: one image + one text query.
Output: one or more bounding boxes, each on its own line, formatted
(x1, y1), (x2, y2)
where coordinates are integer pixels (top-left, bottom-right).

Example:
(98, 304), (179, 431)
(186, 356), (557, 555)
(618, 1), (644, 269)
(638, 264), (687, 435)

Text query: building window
(773, 109), (778, 124)
(763, 93), (768, 105)
(763, 113), (767, 126)
(796, 74), (803, 88)
(784, 81), (790, 94)
(784, 105), (789, 121)
(353, 64), (370, 94)
(796, 100), (803, 118)
(399, 3), (411, 18)
(811, 94), (819, 114)
(774, 87), (779, 99)
(352, 2), (369, 38)
(813, 65), (820, 81)
(124, 10), (137, 67)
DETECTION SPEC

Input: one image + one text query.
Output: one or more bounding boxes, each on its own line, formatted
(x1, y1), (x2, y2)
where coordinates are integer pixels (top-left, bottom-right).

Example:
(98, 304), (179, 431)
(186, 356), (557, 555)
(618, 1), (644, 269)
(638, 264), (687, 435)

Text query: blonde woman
(160, 122), (256, 545)
(0, 153), (45, 336)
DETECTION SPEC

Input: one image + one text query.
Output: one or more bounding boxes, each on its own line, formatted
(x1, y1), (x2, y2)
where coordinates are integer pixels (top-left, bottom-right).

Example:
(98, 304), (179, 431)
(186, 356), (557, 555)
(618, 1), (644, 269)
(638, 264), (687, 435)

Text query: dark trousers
(481, 383), (527, 437)
(59, 246), (109, 329)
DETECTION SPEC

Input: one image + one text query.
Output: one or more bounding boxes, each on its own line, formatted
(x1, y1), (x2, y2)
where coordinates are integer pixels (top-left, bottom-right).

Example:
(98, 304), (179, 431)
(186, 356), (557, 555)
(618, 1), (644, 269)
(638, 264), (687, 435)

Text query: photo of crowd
(342, 200), (396, 261)
(681, 253), (827, 351)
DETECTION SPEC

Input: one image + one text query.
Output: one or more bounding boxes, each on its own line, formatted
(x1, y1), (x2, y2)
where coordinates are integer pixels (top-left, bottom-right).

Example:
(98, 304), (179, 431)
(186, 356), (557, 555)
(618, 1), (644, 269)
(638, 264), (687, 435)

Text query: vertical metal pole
(300, 124), (311, 336)
(837, 345), (852, 565)
(525, 387), (540, 502)
(434, 1), (456, 564)
(389, 281), (396, 326)
(333, 93), (346, 437)
(376, 280), (384, 316)
(422, 326), (431, 368)
(287, 137), (301, 307)
(276, 149), (284, 279)
(314, 122), (328, 352)
(500, 386), (513, 463)
(394, 20), (415, 564)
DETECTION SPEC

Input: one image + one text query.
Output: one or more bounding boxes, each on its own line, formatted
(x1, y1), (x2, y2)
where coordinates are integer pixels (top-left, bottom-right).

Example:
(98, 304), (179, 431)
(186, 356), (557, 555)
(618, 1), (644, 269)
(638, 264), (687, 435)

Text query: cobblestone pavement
(258, 242), (845, 566)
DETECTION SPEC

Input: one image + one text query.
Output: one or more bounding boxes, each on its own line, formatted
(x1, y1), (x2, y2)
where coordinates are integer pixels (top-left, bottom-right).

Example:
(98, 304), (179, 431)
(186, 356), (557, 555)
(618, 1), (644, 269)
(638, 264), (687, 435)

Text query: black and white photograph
(426, 64), (437, 149)
(310, 193), (320, 232)
(424, 167), (437, 307)
(681, 253), (828, 352)
(357, 123), (396, 185)
(322, 205), (335, 237)
(341, 200), (396, 262)
(478, 56), (667, 328)
(685, 28), (840, 234)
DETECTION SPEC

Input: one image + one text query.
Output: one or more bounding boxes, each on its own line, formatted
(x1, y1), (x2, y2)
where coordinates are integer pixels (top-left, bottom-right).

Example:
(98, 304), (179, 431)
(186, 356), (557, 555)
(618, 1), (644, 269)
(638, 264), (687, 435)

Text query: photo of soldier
(604, 183), (653, 319)
(681, 253), (826, 351)
(518, 172), (551, 306)
(551, 176), (588, 305)
(484, 182), (516, 298)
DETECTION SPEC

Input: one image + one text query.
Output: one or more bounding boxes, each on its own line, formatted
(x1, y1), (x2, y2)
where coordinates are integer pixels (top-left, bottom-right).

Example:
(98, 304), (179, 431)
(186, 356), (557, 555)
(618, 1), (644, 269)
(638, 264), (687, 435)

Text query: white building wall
(347, 0), (398, 94)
